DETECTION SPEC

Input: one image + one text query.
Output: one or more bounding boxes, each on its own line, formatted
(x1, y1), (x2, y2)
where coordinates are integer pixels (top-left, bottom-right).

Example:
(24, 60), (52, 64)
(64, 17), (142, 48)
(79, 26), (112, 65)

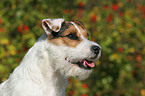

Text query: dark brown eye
(66, 33), (78, 40)
(87, 33), (89, 37)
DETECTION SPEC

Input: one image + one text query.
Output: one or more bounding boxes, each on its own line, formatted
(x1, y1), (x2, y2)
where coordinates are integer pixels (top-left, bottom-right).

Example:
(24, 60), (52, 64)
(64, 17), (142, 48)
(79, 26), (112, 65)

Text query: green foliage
(0, 0), (145, 96)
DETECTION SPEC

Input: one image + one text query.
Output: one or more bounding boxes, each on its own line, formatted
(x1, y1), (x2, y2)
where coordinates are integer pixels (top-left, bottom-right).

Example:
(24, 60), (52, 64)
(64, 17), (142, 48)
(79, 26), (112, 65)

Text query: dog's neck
(35, 33), (68, 96)
(13, 33), (68, 96)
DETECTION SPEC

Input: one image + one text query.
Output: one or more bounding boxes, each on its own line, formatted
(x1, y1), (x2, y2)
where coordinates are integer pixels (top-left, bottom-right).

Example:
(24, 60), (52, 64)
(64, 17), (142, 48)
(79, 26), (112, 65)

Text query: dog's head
(42, 18), (101, 80)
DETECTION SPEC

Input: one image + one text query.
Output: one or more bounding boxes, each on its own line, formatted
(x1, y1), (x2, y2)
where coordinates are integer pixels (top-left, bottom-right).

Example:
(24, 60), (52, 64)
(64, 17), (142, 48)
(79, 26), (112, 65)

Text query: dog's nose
(91, 45), (101, 54)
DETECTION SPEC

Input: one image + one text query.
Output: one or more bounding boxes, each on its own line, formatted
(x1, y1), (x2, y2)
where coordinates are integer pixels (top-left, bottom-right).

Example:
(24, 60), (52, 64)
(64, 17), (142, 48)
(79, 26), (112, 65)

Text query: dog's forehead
(60, 22), (88, 38)
(70, 21), (88, 39)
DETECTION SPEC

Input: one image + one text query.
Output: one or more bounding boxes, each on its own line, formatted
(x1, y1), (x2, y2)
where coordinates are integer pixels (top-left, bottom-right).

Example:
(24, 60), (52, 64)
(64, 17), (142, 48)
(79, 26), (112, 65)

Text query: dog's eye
(87, 33), (89, 37)
(66, 33), (78, 40)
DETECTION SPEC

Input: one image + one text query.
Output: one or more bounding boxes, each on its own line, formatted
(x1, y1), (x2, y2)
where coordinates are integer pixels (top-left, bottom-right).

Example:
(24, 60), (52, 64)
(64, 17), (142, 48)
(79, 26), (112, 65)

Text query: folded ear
(42, 18), (64, 35)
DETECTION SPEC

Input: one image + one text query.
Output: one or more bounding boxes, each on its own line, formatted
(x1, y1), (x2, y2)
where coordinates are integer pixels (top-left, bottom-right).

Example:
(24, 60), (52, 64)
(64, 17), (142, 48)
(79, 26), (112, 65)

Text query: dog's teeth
(83, 61), (87, 67)
(68, 58), (70, 62)
(67, 58), (71, 62)
(65, 57), (69, 61)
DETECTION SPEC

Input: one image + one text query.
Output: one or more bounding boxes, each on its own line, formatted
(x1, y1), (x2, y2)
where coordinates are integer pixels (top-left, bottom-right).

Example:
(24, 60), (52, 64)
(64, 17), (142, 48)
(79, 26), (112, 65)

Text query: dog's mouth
(65, 57), (95, 70)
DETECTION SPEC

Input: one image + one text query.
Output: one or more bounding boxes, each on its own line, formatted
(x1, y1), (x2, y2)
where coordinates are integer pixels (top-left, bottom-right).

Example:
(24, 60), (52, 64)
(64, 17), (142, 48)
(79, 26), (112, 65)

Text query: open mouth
(65, 57), (95, 70)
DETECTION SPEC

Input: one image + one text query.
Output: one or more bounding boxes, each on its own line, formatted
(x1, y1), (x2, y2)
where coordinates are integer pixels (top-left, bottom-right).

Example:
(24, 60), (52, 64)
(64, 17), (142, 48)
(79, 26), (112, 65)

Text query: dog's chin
(57, 57), (98, 80)
(53, 57), (93, 80)
(64, 62), (93, 80)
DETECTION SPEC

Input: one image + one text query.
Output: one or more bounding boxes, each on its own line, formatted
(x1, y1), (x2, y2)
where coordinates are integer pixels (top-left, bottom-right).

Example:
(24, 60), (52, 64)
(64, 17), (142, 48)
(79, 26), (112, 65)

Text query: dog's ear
(42, 18), (64, 35)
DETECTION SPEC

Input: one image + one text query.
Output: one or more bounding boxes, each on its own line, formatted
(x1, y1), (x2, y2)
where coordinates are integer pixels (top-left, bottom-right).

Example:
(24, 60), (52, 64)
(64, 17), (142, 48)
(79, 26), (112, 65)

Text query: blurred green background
(0, 0), (145, 96)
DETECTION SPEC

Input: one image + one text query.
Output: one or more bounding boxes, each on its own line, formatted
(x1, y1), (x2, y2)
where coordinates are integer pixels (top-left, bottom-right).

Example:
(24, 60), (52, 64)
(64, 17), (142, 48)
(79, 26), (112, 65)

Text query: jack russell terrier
(0, 18), (101, 96)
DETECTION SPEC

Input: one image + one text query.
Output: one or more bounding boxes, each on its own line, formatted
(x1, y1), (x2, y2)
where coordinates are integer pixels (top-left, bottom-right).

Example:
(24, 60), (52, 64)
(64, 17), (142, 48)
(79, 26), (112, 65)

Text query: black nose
(91, 45), (101, 54)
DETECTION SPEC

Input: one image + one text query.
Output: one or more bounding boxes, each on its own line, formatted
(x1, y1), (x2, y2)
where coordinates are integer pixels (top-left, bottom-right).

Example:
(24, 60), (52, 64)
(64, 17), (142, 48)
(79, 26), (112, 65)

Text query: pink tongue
(84, 60), (95, 68)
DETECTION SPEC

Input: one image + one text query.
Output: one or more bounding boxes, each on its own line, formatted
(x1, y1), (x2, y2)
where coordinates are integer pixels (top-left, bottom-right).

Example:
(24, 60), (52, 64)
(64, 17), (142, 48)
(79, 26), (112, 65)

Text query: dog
(0, 18), (101, 96)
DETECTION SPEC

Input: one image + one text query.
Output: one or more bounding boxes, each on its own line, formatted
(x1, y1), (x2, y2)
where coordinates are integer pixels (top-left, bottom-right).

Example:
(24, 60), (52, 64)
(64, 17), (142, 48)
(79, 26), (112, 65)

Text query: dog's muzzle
(65, 58), (95, 70)
(65, 45), (101, 70)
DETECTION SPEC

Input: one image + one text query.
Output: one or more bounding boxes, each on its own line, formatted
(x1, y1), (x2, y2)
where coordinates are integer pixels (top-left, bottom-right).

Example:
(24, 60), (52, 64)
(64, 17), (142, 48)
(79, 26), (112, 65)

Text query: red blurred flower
(77, 9), (84, 17)
(69, 9), (74, 14)
(106, 13), (113, 22)
(23, 47), (28, 52)
(104, 5), (109, 10)
(127, 0), (131, 3)
(16, 58), (21, 63)
(135, 54), (142, 62)
(138, 5), (145, 19)
(69, 91), (74, 95)
(0, 28), (5, 33)
(90, 14), (97, 23)
(112, 4), (118, 11)
(78, 9), (84, 13)
(0, 19), (2, 24)
(23, 25), (29, 30)
(118, 47), (123, 53)
(68, 78), (71, 82)
(17, 26), (22, 32)
(91, 39), (96, 42)
(82, 84), (88, 89)
(79, 1), (85, 8)
(81, 94), (88, 96)
(119, 11), (124, 16)
(63, 9), (68, 14)
(17, 50), (21, 54)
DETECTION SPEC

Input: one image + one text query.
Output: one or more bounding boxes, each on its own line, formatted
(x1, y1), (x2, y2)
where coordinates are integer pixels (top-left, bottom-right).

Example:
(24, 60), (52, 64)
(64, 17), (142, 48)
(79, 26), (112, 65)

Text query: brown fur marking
(49, 23), (89, 47)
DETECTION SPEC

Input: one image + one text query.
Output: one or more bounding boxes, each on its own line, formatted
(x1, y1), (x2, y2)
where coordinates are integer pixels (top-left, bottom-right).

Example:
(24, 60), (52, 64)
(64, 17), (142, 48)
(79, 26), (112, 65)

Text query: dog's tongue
(84, 60), (95, 68)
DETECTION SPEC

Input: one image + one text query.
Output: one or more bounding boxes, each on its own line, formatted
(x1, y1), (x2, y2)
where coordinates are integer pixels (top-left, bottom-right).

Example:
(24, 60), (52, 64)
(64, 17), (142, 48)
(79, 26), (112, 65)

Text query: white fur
(70, 22), (85, 39)
(0, 18), (101, 96)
